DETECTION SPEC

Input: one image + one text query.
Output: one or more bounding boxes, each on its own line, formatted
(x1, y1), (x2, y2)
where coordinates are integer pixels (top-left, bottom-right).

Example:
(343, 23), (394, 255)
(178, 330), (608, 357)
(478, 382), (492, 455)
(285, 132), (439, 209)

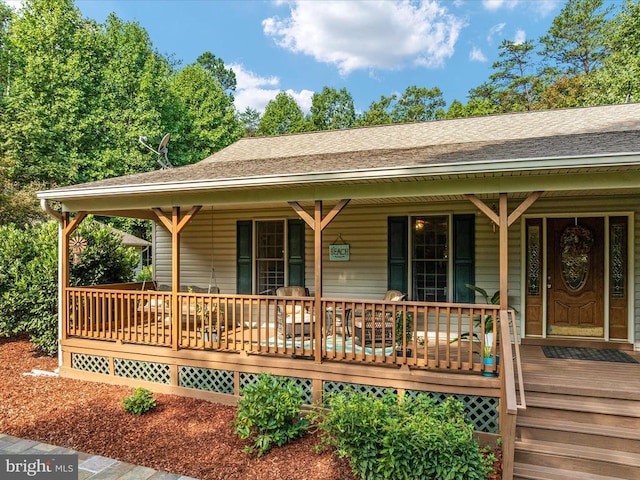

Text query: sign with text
(1, 454), (77, 480)
(329, 244), (350, 261)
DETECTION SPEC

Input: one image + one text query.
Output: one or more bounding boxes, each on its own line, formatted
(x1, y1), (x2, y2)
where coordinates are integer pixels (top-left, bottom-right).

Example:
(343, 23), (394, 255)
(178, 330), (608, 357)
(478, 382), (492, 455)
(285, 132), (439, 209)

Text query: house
(101, 223), (151, 276)
(38, 103), (640, 479)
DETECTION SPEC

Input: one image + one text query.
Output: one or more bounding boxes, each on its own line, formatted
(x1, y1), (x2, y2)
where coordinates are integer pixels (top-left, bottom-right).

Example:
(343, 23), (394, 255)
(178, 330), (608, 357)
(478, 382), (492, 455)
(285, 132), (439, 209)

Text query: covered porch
(38, 104), (640, 479)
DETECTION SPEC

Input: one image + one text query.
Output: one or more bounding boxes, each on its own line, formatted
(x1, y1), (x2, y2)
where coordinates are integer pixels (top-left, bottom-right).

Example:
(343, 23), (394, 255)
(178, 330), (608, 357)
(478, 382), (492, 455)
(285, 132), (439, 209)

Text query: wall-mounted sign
(329, 244), (350, 261)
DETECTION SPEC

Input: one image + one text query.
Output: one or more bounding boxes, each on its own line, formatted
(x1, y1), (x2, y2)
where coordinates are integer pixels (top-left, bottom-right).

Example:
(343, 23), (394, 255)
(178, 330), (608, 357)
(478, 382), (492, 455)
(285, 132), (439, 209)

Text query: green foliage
(311, 392), (491, 480)
(136, 265), (153, 282)
(539, 0), (611, 76)
(394, 311), (413, 347)
(168, 63), (243, 165)
(234, 373), (309, 457)
(257, 92), (310, 136)
(310, 86), (355, 130)
(357, 85), (446, 126)
(122, 387), (157, 415)
(0, 218), (139, 355)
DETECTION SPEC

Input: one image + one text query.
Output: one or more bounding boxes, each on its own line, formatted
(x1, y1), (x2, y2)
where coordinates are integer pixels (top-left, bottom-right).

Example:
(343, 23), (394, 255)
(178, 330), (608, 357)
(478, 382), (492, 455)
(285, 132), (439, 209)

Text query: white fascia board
(37, 151), (640, 201)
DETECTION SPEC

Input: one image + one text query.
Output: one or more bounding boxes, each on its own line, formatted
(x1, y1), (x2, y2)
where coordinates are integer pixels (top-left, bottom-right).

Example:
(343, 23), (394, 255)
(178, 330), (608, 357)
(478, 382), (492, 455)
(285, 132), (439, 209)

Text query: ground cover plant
(234, 372), (309, 456)
(311, 391), (493, 480)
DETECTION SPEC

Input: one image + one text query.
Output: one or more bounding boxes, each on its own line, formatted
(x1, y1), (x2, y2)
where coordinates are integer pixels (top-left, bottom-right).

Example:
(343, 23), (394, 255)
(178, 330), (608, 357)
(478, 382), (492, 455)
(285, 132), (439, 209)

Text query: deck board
(519, 345), (640, 400)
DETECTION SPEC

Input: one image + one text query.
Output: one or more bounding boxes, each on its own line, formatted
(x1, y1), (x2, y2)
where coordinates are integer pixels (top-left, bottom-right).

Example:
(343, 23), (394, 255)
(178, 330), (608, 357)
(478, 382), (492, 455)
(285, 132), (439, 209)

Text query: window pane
(256, 221), (284, 294)
(412, 216), (448, 302)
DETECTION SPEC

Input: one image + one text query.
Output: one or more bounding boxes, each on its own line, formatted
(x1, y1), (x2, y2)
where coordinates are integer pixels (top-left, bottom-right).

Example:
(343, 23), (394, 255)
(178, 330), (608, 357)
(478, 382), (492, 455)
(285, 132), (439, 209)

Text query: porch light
(415, 219), (425, 231)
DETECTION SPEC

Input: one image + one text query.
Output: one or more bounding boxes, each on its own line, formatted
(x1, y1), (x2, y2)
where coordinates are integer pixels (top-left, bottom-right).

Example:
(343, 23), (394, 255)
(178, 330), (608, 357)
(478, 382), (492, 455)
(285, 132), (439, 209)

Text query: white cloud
(263, 0), (465, 75)
(230, 63), (313, 114)
(285, 89), (314, 113)
(536, 0), (561, 17)
(513, 29), (526, 45)
(486, 22), (505, 45)
(469, 46), (487, 62)
(482, 0), (520, 11)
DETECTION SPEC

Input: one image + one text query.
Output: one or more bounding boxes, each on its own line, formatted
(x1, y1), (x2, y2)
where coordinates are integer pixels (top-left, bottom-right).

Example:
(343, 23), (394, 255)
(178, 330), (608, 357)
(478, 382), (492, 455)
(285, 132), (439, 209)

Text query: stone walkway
(0, 433), (197, 480)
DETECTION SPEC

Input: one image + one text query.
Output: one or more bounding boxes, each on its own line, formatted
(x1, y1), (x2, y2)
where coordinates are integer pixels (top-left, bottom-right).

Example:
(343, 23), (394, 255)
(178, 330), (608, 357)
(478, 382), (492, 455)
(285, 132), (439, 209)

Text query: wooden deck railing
(65, 286), (501, 373)
(498, 309), (526, 480)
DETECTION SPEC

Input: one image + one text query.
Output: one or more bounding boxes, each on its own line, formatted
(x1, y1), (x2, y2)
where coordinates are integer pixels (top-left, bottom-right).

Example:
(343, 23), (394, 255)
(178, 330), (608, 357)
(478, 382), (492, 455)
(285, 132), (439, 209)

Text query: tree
(0, 158), (45, 225)
(257, 92), (309, 136)
(168, 63), (243, 165)
(238, 107), (261, 137)
(489, 39), (539, 111)
(587, 0), (640, 105)
(84, 13), (176, 181)
(357, 86), (446, 126)
(310, 86), (355, 130)
(392, 86), (446, 122)
(356, 95), (395, 126)
(539, 0), (612, 77)
(2, 0), (97, 185)
(196, 51), (236, 93)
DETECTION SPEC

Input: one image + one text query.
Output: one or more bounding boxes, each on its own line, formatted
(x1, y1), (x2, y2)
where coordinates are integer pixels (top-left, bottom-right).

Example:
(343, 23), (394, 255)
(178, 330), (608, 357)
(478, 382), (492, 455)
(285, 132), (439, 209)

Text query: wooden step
(519, 405), (640, 431)
(514, 462), (628, 480)
(524, 391), (640, 418)
(518, 416), (640, 453)
(515, 439), (640, 478)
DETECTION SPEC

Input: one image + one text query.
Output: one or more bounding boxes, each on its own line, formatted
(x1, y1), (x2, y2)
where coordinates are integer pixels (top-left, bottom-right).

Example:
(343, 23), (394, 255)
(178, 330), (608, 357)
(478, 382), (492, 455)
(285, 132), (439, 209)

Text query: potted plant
(395, 311), (414, 357)
(463, 284), (516, 372)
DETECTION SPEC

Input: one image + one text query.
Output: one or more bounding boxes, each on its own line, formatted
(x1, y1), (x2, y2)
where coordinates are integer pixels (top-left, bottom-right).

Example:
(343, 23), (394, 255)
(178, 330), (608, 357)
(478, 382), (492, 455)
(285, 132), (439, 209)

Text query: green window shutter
(453, 214), (475, 303)
(388, 216), (408, 294)
(236, 220), (252, 294)
(288, 219), (305, 287)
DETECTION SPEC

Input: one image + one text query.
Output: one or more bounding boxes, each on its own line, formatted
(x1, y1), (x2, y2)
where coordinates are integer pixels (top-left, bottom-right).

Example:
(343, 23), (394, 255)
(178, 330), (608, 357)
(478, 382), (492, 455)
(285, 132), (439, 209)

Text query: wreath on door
(560, 225), (594, 256)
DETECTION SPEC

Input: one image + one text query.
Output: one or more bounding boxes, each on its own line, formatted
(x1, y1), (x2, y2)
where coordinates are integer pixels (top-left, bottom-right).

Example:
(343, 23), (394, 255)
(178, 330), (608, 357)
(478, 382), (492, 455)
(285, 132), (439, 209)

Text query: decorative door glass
(560, 224), (594, 291)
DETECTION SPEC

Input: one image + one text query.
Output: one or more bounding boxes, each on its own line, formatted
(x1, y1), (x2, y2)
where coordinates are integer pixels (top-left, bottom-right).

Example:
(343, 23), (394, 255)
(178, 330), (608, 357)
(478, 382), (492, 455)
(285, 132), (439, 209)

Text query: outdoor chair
(350, 290), (406, 347)
(276, 286), (311, 338)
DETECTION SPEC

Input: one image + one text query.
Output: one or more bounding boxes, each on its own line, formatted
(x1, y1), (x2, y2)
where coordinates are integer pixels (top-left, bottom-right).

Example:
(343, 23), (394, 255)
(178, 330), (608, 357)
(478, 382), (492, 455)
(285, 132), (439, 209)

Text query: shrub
(234, 373), (309, 457)
(311, 392), (491, 480)
(122, 387), (157, 415)
(0, 218), (139, 355)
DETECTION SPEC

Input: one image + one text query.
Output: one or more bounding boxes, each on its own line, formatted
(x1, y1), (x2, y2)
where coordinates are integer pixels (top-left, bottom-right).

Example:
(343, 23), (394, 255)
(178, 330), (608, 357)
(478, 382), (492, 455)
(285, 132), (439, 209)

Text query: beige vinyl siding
(153, 194), (640, 346)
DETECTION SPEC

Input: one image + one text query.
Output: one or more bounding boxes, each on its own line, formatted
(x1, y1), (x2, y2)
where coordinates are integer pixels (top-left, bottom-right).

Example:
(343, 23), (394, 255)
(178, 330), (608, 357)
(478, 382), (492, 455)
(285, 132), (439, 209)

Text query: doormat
(542, 346), (638, 363)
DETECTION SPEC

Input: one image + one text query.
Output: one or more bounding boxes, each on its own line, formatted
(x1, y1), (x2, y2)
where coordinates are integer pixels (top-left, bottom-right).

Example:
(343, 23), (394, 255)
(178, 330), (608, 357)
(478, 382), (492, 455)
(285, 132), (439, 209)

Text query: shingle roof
(41, 103), (640, 196)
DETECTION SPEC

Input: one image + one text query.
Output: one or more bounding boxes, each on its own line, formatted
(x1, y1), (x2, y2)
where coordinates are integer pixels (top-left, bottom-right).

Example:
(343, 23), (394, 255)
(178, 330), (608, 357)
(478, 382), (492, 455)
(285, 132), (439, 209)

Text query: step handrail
(499, 309), (526, 480)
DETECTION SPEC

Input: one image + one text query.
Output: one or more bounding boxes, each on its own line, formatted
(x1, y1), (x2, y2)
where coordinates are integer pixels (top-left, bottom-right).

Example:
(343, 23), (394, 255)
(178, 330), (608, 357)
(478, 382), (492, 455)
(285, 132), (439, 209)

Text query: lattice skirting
(71, 353), (109, 375)
(69, 355), (497, 433)
(114, 358), (171, 384)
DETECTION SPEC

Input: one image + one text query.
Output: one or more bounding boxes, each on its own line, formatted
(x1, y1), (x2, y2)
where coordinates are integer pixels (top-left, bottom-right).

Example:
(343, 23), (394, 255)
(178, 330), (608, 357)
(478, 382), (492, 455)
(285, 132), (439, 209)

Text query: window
(236, 219), (305, 294)
(256, 221), (285, 294)
(388, 214), (473, 302)
(412, 216), (449, 301)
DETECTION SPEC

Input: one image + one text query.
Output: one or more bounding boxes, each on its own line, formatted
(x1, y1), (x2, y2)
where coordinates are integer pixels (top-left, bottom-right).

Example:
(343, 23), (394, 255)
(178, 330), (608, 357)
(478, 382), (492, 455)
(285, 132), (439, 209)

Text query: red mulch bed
(0, 337), (501, 479)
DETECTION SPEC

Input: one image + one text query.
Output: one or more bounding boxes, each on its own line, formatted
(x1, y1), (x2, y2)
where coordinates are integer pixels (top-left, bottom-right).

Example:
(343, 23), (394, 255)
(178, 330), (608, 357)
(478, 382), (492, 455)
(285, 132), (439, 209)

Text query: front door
(547, 217), (604, 337)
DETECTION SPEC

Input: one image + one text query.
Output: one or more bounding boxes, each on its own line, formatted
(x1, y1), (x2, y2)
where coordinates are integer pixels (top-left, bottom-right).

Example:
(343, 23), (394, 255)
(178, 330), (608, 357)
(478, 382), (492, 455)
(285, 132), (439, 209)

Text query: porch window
(256, 221), (285, 295)
(412, 216), (448, 302)
(236, 219), (306, 294)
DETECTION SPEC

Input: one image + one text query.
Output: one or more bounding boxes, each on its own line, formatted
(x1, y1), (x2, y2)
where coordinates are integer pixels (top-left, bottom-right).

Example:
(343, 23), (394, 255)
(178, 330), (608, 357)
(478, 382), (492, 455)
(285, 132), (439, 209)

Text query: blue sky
(9, 0), (566, 114)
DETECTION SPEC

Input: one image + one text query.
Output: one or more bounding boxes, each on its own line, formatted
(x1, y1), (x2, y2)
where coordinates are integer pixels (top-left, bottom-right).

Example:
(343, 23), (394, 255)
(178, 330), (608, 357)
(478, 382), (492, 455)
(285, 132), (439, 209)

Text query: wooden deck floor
(519, 345), (640, 400)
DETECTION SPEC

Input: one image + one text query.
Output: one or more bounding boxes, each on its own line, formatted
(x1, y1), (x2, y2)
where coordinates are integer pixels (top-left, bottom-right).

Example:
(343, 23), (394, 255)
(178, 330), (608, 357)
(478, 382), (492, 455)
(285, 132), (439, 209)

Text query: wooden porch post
(466, 191), (542, 480)
(61, 211), (88, 343)
(314, 201), (323, 363)
(171, 207), (181, 351)
(289, 199), (351, 364)
(153, 206), (202, 350)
